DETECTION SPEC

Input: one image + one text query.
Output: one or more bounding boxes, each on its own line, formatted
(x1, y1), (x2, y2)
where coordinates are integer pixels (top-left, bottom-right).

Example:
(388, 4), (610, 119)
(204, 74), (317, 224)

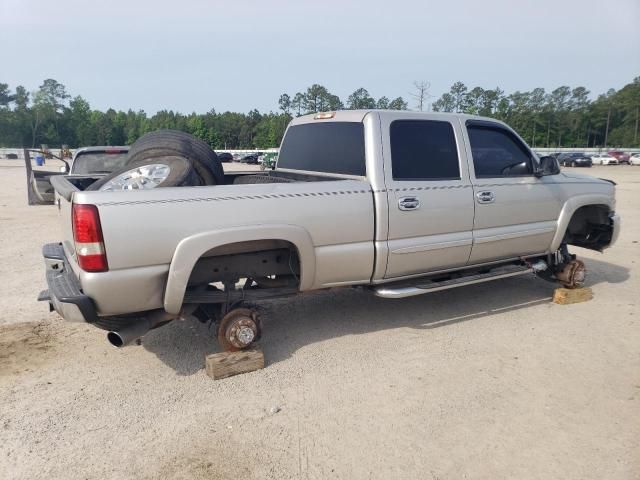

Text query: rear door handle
(476, 191), (495, 204)
(398, 196), (420, 211)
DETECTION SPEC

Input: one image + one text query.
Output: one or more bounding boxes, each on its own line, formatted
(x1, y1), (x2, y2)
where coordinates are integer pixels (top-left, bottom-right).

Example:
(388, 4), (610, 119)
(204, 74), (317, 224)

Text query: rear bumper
(38, 243), (98, 323)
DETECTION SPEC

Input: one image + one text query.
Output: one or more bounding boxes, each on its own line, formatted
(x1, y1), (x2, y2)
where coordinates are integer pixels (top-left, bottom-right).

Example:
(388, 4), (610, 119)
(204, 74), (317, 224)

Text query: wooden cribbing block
(552, 287), (593, 305)
(205, 348), (264, 380)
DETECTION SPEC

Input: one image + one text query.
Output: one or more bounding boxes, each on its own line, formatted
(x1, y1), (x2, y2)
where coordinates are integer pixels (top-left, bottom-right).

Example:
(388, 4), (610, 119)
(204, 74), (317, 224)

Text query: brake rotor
(556, 259), (586, 289)
(217, 308), (261, 351)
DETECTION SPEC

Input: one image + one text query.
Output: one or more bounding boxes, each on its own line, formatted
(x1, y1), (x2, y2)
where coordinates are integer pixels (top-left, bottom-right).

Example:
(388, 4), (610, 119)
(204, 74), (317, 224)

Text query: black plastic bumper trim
(41, 243), (98, 323)
(43, 242), (65, 260)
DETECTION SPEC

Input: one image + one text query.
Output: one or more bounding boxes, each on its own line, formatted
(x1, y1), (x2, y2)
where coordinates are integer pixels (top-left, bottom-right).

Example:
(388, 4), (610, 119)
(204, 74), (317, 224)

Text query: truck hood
(560, 172), (614, 185)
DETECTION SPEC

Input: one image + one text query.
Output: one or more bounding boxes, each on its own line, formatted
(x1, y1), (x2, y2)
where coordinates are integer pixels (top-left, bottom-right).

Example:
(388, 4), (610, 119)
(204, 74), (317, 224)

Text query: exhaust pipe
(107, 310), (176, 348)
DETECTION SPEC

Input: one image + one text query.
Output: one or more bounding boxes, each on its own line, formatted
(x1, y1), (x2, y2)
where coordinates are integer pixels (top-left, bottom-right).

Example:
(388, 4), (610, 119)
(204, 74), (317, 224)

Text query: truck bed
(51, 169), (377, 316)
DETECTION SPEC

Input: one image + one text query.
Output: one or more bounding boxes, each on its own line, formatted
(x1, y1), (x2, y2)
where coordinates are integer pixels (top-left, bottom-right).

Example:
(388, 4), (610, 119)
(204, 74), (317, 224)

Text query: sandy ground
(0, 160), (638, 480)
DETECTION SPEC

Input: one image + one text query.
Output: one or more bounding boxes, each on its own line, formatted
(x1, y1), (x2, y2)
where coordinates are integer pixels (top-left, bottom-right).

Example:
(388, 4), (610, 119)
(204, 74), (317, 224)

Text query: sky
(1, 0), (639, 114)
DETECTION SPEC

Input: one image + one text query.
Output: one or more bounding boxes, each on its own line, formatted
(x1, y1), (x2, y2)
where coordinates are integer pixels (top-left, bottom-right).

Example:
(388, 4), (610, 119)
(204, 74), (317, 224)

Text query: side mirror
(537, 156), (560, 176)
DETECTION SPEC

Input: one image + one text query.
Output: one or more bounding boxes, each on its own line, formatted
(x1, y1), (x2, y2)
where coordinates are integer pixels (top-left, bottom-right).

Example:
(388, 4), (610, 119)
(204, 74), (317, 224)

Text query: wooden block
(205, 348), (264, 380)
(552, 287), (593, 305)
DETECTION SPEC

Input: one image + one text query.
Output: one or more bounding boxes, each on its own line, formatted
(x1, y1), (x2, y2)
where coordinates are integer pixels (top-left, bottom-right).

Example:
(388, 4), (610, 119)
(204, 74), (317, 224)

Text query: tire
(127, 130), (224, 186)
(87, 156), (201, 191)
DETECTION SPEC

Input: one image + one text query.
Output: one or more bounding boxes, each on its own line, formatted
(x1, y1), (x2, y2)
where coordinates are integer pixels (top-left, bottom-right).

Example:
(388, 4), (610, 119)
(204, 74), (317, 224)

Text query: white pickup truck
(39, 110), (620, 351)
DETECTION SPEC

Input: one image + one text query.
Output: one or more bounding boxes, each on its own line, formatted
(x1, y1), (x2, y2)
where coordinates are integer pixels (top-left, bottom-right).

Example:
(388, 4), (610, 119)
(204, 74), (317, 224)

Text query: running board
(373, 264), (534, 299)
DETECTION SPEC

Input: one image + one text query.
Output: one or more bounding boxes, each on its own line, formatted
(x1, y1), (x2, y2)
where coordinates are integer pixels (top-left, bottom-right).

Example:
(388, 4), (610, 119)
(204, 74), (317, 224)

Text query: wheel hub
(556, 259), (586, 289)
(236, 326), (255, 345)
(218, 308), (260, 351)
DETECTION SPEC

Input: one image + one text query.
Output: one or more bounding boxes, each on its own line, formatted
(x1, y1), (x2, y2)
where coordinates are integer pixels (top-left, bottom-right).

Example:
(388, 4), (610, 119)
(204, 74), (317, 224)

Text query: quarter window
(467, 124), (533, 177)
(390, 120), (460, 180)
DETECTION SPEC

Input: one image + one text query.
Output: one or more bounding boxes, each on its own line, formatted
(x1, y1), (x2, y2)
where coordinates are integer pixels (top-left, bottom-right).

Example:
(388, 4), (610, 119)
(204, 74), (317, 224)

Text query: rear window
(71, 150), (129, 174)
(277, 122), (366, 176)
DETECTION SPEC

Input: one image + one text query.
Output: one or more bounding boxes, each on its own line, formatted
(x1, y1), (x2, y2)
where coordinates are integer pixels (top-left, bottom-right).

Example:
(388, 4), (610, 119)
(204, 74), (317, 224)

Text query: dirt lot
(0, 160), (638, 479)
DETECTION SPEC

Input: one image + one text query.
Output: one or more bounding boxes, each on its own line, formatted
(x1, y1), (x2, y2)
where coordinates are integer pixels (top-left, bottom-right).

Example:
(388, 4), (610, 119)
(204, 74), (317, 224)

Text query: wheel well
(187, 240), (301, 287)
(564, 204), (613, 251)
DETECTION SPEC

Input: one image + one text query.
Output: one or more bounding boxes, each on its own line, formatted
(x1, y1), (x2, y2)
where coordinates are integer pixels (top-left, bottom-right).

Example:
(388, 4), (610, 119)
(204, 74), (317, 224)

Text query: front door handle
(476, 191), (495, 204)
(398, 196), (420, 211)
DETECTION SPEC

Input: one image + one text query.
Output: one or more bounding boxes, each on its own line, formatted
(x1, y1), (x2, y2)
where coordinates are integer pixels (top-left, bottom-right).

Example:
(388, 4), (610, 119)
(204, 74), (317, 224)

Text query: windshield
(71, 150), (129, 174)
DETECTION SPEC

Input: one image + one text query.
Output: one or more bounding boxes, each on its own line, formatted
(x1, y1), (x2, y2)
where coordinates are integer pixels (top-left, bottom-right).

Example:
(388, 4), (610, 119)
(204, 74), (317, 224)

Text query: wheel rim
(99, 164), (171, 191)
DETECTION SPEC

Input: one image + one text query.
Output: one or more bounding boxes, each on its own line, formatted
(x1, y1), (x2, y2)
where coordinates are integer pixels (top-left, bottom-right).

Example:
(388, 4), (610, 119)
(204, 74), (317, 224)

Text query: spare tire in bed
(86, 156), (202, 191)
(126, 129), (223, 186)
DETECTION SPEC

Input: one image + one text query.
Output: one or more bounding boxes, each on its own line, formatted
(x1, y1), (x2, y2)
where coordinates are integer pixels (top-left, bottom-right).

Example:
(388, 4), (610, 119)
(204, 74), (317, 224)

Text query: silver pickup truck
(39, 110), (620, 352)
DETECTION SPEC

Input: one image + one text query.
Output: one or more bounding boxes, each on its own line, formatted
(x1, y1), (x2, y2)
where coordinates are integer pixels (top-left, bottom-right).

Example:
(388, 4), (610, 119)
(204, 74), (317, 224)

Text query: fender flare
(549, 194), (614, 252)
(163, 224), (316, 314)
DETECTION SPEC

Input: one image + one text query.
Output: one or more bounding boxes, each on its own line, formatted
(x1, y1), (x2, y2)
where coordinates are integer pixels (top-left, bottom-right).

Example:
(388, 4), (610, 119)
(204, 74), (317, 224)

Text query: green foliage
(281, 85), (407, 115)
(0, 83), (15, 107)
(347, 88), (376, 109)
(0, 78), (638, 149)
(432, 78), (640, 147)
(278, 94), (291, 115)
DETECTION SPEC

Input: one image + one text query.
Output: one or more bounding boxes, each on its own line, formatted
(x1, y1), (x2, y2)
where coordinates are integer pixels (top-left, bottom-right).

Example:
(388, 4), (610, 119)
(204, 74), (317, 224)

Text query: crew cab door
(463, 120), (562, 264)
(381, 115), (475, 278)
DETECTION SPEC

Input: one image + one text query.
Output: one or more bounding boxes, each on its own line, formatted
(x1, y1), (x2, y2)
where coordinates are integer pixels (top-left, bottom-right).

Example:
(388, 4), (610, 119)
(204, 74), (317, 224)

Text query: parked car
(68, 147), (130, 174)
(217, 152), (233, 163)
(37, 111), (619, 354)
(557, 152), (593, 167)
(591, 153), (618, 165)
(25, 146), (129, 205)
(630, 153), (640, 165)
(241, 154), (260, 164)
(608, 151), (631, 165)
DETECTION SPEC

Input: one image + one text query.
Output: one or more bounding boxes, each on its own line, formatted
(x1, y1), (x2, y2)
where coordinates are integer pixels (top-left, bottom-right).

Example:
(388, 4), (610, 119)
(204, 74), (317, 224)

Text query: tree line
(0, 77), (638, 150)
(431, 78), (640, 148)
(0, 80), (408, 150)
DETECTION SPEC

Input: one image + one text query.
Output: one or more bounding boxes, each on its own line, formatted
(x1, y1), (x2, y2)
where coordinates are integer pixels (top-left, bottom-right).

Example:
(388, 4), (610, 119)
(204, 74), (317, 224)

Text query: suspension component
(217, 308), (261, 351)
(555, 259), (586, 289)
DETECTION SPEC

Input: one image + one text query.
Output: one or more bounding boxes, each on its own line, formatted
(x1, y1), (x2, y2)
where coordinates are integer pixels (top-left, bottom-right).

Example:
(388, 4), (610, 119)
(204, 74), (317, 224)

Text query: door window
(390, 120), (460, 180)
(467, 124), (533, 177)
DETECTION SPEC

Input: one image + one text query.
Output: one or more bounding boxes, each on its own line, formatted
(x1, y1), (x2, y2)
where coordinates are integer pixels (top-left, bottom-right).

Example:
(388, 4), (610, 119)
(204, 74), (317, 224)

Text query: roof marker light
(314, 112), (335, 120)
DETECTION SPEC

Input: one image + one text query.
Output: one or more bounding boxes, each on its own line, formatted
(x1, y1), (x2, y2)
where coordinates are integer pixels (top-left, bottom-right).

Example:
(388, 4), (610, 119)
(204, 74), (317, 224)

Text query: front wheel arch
(549, 195), (615, 252)
(552, 202), (614, 253)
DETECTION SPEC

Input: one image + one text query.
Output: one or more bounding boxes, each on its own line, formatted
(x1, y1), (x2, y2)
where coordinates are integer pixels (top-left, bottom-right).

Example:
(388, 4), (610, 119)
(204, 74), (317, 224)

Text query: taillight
(72, 204), (108, 272)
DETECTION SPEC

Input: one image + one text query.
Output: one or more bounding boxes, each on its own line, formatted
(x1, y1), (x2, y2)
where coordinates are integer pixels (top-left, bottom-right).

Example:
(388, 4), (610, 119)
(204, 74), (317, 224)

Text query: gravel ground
(0, 160), (638, 479)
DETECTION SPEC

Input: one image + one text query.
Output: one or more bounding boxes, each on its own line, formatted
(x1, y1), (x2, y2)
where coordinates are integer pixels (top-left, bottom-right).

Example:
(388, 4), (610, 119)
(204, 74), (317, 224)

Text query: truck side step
(373, 264), (534, 299)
